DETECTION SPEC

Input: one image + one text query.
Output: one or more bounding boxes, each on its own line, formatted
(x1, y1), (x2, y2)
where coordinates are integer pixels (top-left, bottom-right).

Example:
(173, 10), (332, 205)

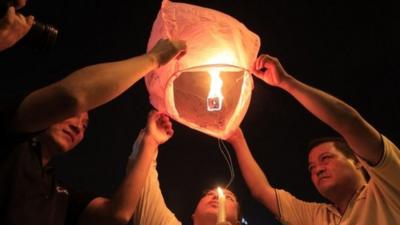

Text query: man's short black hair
(308, 137), (357, 161)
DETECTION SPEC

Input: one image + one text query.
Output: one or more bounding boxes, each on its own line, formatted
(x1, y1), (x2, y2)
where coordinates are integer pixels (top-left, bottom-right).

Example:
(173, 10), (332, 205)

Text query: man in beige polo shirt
(226, 54), (400, 225)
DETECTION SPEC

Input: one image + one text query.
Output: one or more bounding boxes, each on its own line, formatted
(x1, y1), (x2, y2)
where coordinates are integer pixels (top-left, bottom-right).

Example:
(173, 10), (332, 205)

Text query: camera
(0, 0), (58, 51)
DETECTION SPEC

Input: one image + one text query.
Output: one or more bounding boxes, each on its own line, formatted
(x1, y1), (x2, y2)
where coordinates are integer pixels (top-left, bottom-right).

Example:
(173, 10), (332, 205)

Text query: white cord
(217, 138), (235, 188)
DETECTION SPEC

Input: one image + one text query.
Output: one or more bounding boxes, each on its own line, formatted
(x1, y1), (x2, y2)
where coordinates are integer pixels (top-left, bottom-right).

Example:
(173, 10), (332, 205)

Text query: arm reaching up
(78, 110), (174, 225)
(227, 129), (279, 217)
(12, 39), (186, 133)
(252, 54), (382, 165)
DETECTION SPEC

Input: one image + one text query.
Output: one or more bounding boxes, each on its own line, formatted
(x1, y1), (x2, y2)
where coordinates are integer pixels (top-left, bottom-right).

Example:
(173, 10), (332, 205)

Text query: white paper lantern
(145, 0), (260, 139)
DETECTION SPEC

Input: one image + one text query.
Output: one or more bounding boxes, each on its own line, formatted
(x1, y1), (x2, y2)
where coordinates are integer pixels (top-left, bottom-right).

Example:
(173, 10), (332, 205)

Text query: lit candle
(207, 69), (224, 111)
(217, 187), (226, 223)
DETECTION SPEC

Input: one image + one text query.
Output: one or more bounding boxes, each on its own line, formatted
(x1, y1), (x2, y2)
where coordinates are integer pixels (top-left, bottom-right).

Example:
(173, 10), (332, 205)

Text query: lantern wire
(217, 138), (235, 188)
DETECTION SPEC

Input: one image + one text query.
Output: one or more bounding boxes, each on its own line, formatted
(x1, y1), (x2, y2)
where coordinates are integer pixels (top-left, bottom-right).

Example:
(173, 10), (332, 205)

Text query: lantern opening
(164, 64), (253, 139)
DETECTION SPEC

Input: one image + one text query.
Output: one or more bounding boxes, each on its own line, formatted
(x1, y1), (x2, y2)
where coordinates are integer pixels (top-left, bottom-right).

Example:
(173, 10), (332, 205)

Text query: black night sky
(1, 0), (399, 224)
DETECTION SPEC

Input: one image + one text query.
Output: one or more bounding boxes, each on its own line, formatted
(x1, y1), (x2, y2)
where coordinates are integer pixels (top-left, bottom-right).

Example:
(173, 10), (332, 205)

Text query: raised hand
(251, 54), (291, 88)
(148, 38), (187, 67)
(144, 110), (174, 146)
(0, 6), (34, 51)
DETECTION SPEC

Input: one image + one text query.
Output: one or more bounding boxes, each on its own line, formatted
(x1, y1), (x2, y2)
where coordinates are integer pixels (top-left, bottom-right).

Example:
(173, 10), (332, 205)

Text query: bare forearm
(230, 138), (278, 215)
(281, 77), (382, 164)
(80, 137), (158, 225)
(232, 140), (268, 192)
(281, 77), (358, 133)
(108, 137), (158, 223)
(14, 54), (157, 132)
(60, 53), (158, 111)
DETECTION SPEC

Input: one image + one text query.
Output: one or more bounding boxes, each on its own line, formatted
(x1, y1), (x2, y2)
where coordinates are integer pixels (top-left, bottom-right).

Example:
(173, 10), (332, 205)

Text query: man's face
(192, 188), (239, 224)
(308, 142), (359, 197)
(45, 112), (89, 153)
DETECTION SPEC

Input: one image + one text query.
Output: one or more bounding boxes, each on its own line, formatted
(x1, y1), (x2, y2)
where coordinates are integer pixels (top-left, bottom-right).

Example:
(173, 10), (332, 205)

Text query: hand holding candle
(217, 187), (226, 223)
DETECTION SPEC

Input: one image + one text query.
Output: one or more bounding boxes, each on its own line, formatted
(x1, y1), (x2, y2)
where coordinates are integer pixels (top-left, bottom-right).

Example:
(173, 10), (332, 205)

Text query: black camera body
(0, 0), (58, 51)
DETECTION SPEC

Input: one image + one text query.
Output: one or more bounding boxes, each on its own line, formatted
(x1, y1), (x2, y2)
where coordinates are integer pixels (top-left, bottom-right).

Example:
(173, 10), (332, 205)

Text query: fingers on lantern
(145, 0), (260, 139)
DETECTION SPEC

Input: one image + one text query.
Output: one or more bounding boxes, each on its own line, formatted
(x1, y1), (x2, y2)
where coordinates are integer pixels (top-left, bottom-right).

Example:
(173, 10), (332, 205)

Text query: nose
(69, 123), (82, 135)
(209, 192), (218, 200)
(316, 165), (326, 177)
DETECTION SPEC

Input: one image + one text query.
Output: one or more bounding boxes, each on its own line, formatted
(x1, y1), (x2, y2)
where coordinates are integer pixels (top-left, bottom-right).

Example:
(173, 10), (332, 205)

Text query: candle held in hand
(217, 187), (226, 223)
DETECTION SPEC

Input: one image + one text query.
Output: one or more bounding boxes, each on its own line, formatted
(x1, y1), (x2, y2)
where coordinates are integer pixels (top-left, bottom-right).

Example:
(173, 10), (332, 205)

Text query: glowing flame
(217, 187), (224, 197)
(207, 68), (224, 111)
(216, 187), (226, 223)
(205, 50), (237, 65)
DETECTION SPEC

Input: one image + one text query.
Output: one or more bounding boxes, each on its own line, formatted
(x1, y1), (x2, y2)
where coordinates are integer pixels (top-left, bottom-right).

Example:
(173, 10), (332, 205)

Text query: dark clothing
(0, 94), (94, 225)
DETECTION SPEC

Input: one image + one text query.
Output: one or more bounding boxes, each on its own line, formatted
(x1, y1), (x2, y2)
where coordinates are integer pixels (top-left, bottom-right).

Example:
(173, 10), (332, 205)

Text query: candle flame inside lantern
(207, 68), (224, 111)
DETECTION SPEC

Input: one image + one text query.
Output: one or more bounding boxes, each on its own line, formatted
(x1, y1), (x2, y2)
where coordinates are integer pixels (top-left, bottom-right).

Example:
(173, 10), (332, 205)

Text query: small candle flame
(207, 68), (224, 111)
(217, 187), (224, 197)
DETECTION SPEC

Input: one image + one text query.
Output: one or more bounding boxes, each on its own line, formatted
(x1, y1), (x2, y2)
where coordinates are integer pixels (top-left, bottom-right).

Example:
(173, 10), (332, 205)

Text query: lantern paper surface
(145, 0), (260, 139)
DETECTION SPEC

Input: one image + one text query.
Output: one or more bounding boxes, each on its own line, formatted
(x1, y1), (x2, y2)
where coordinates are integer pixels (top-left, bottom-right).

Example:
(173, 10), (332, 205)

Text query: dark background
(1, 0), (399, 224)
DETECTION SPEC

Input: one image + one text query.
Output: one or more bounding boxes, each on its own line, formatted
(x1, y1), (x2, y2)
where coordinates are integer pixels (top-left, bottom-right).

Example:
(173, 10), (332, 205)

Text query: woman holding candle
(127, 110), (242, 225)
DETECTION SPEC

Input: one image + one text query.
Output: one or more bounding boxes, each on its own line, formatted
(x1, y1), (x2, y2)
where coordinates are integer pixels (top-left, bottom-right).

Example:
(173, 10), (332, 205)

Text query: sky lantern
(145, 0), (260, 139)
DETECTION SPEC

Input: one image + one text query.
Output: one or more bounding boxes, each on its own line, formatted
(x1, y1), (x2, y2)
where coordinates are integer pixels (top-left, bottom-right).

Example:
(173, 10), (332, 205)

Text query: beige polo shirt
(276, 135), (400, 225)
(129, 133), (181, 225)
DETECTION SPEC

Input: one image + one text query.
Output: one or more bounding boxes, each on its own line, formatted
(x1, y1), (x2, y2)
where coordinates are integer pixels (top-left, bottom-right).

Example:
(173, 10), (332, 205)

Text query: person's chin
(53, 136), (73, 153)
(193, 209), (217, 223)
(317, 180), (332, 191)
(201, 208), (218, 217)
(318, 182), (336, 195)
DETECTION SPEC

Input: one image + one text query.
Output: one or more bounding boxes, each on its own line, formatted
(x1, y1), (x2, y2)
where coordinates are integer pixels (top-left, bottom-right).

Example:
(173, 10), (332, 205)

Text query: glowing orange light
(217, 186), (224, 197)
(207, 68), (224, 111)
(216, 187), (226, 223)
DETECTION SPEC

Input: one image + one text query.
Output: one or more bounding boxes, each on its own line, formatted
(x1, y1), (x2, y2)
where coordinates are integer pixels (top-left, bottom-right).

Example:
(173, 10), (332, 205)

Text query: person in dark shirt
(0, 1), (187, 225)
